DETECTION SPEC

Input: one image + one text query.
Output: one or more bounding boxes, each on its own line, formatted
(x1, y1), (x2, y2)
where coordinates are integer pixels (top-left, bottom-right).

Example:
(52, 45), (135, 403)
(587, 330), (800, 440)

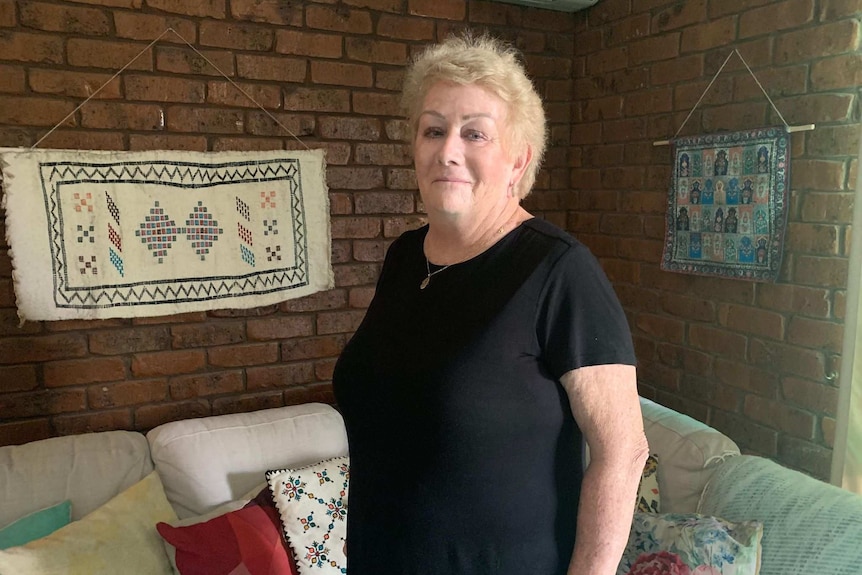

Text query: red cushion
(157, 501), (298, 575)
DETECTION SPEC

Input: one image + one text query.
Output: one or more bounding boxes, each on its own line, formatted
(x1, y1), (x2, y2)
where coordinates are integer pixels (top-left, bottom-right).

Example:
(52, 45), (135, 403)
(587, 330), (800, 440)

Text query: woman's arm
(560, 363), (649, 575)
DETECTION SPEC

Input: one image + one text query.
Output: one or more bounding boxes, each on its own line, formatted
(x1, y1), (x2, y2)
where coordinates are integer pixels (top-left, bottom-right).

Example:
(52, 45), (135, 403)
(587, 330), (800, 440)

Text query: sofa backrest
(0, 430), (153, 526)
(146, 402), (349, 519)
(640, 397), (740, 513)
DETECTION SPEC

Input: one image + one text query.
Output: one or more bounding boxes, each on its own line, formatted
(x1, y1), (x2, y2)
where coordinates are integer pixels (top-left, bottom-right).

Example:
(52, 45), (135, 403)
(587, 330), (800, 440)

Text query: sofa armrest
(640, 397), (739, 513)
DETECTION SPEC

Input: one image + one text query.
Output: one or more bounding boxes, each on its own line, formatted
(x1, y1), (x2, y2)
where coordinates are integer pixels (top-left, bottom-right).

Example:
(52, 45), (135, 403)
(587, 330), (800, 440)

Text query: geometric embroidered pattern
(0, 149), (332, 321)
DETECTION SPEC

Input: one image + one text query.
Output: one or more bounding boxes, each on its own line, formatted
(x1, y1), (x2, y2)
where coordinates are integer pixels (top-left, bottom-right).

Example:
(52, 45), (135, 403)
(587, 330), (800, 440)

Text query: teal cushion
(0, 500), (72, 549)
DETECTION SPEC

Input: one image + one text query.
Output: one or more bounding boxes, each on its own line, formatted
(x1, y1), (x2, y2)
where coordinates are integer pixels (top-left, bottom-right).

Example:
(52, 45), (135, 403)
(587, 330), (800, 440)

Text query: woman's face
(413, 81), (525, 222)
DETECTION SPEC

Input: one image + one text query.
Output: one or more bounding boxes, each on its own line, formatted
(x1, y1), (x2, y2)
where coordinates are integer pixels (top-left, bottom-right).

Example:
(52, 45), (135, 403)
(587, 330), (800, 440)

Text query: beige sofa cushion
(147, 402), (349, 519)
(640, 397), (739, 513)
(0, 431), (153, 527)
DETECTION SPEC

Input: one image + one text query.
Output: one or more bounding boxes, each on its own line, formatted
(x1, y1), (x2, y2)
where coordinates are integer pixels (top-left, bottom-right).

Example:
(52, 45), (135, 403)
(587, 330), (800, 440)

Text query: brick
(344, 0), (407, 12)
(629, 34), (680, 65)
(714, 358), (778, 397)
(0, 389), (86, 417)
(638, 359), (682, 393)
(0, 1), (14, 26)
(659, 294), (716, 322)
(315, 358), (337, 380)
(80, 102), (163, 130)
(236, 54), (305, 83)
(328, 168), (384, 191)
(774, 94), (854, 126)
(307, 5), (373, 33)
(807, 125), (859, 158)
(131, 349), (205, 377)
(522, 6), (575, 31)
(282, 335), (346, 361)
(603, 117), (648, 143)
(0, 31), (63, 63)
(652, 0), (707, 31)
(212, 136), (282, 151)
(130, 134), (207, 151)
(623, 88), (673, 117)
(230, 0), (302, 25)
(212, 392), (284, 415)
(167, 106), (244, 134)
(775, 19), (860, 65)
(156, 46), (235, 76)
(0, 333), (88, 364)
(67, 39), (153, 70)
(355, 143), (412, 166)
(0, 96), (76, 127)
(408, 0), (465, 20)
(349, 286), (376, 308)
(319, 116), (380, 141)
(376, 69), (405, 92)
(755, 284), (830, 318)
(125, 75), (206, 103)
(170, 371), (244, 400)
(786, 316), (844, 351)
(53, 410), (133, 436)
(0, 365), (38, 392)
(786, 222), (840, 255)
(171, 322), (245, 348)
(634, 312), (685, 343)
(355, 192), (415, 214)
(208, 81), (281, 109)
(134, 400), (211, 431)
(317, 310), (366, 335)
(376, 14), (434, 40)
(794, 255), (849, 288)
(650, 55), (705, 86)
(718, 303), (785, 340)
(682, 374), (741, 412)
(331, 217), (383, 241)
(611, 235), (659, 261)
(113, 12), (197, 43)
(734, 66), (808, 101)
(208, 343), (277, 367)
(782, 377), (838, 416)
(352, 92), (401, 116)
(0, 65), (24, 93)
(31, 130), (124, 151)
(284, 87), (350, 113)
(28, 69), (121, 99)
(383, 216), (426, 238)
(334, 263), (380, 287)
(89, 378), (169, 409)
(711, 409), (778, 456)
(744, 394), (815, 439)
(688, 324), (748, 359)
(146, 0), (225, 18)
(245, 111), (315, 137)
(275, 30), (342, 58)
(311, 61), (373, 88)
(280, 289), (348, 313)
(821, 416), (836, 447)
(820, 0), (862, 19)
(282, 381), (335, 406)
(605, 13), (649, 47)
(200, 21), (272, 51)
(19, 1), (110, 34)
(777, 435), (831, 479)
(702, 103), (769, 132)
(743, 0), (816, 39)
(0, 420), (52, 447)
(794, 159), (848, 191)
(674, 77), (733, 111)
(750, 339), (826, 381)
(44, 357), (126, 387)
(346, 38), (408, 65)
(247, 363), (314, 390)
(247, 316), (314, 341)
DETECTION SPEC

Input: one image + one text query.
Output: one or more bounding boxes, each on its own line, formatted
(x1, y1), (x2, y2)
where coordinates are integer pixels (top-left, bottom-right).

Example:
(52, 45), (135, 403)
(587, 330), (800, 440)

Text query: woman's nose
(437, 132), (462, 165)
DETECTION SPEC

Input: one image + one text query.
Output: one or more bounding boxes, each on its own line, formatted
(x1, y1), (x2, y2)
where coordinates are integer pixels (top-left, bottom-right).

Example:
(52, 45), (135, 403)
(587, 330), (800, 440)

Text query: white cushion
(0, 430), (153, 526)
(640, 397), (740, 513)
(147, 403), (349, 519)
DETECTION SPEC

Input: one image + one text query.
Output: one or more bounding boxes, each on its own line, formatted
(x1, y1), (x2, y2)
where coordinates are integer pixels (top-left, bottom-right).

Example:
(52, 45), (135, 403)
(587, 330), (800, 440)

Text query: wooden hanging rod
(652, 124), (815, 147)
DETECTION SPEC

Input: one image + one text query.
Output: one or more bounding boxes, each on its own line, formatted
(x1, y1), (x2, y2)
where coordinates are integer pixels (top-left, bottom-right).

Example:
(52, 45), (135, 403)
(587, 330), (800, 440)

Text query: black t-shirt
(332, 218), (636, 575)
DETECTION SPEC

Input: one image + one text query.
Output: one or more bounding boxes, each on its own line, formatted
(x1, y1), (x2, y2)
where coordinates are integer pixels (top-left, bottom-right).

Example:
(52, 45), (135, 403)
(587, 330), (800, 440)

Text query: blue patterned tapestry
(661, 127), (790, 282)
(1, 149), (332, 321)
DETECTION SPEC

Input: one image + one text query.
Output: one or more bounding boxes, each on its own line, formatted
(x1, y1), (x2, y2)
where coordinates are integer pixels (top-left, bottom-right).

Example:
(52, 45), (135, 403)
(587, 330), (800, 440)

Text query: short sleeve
(536, 243), (636, 379)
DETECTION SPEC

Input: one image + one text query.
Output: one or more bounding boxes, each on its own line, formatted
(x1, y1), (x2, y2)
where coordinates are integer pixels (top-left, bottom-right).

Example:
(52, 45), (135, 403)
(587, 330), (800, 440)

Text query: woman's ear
(509, 144), (533, 196)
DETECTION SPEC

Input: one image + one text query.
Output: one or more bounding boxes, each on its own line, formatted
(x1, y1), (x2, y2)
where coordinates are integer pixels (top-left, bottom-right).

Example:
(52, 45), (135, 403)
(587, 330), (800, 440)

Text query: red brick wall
(573, 0), (860, 479)
(0, 1), (575, 443)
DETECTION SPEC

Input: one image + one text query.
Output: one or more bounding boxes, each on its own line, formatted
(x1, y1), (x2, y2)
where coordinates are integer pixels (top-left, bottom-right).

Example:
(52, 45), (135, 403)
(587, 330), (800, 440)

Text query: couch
(1, 399), (861, 575)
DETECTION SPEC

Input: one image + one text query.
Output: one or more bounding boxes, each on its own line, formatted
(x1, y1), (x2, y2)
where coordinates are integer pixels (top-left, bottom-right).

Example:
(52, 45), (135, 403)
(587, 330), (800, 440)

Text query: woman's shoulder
(520, 217), (588, 254)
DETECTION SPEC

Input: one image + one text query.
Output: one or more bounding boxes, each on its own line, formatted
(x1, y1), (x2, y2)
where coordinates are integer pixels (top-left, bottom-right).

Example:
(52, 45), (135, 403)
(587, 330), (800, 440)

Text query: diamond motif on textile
(135, 201), (183, 264)
(185, 201), (223, 261)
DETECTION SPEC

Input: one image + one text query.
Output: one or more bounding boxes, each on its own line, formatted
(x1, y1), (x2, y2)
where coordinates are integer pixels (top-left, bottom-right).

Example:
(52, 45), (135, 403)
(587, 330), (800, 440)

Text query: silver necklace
(420, 258), (451, 290)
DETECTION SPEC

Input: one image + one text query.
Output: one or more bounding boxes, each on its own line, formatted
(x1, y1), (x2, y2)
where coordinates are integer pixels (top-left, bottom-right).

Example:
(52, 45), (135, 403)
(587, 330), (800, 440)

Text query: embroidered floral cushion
(636, 454), (660, 513)
(267, 457), (349, 575)
(617, 512), (763, 575)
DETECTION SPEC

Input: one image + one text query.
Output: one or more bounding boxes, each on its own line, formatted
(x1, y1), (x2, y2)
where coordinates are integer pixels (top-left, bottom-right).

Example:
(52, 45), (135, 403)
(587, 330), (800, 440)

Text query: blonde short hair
(401, 32), (547, 199)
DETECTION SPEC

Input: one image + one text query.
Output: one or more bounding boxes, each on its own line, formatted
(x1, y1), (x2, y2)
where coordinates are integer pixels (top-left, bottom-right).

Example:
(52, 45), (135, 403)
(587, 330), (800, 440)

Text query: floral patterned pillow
(617, 513), (763, 575)
(266, 457), (349, 575)
(636, 454), (660, 513)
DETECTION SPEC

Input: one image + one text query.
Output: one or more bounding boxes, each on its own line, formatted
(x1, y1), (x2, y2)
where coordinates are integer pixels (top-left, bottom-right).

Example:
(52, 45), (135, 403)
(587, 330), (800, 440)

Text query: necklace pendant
(420, 276), (430, 290)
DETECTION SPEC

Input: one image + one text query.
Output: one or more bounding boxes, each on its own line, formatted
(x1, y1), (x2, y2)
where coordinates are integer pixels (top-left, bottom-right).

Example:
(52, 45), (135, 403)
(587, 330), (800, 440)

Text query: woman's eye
(464, 130), (486, 141)
(423, 127), (444, 138)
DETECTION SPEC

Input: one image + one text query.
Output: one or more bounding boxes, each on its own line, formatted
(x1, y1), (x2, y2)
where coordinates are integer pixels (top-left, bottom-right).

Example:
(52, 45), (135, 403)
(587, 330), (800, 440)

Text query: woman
(332, 33), (648, 575)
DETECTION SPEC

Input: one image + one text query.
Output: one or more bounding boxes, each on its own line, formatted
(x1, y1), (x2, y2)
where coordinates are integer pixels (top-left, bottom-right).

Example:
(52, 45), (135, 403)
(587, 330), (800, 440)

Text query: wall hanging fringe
(653, 49), (815, 147)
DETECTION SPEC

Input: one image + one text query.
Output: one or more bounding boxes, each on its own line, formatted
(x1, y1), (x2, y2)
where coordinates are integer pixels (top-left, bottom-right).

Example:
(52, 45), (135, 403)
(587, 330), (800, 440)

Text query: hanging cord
(32, 27), (309, 150)
(655, 48), (812, 146)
